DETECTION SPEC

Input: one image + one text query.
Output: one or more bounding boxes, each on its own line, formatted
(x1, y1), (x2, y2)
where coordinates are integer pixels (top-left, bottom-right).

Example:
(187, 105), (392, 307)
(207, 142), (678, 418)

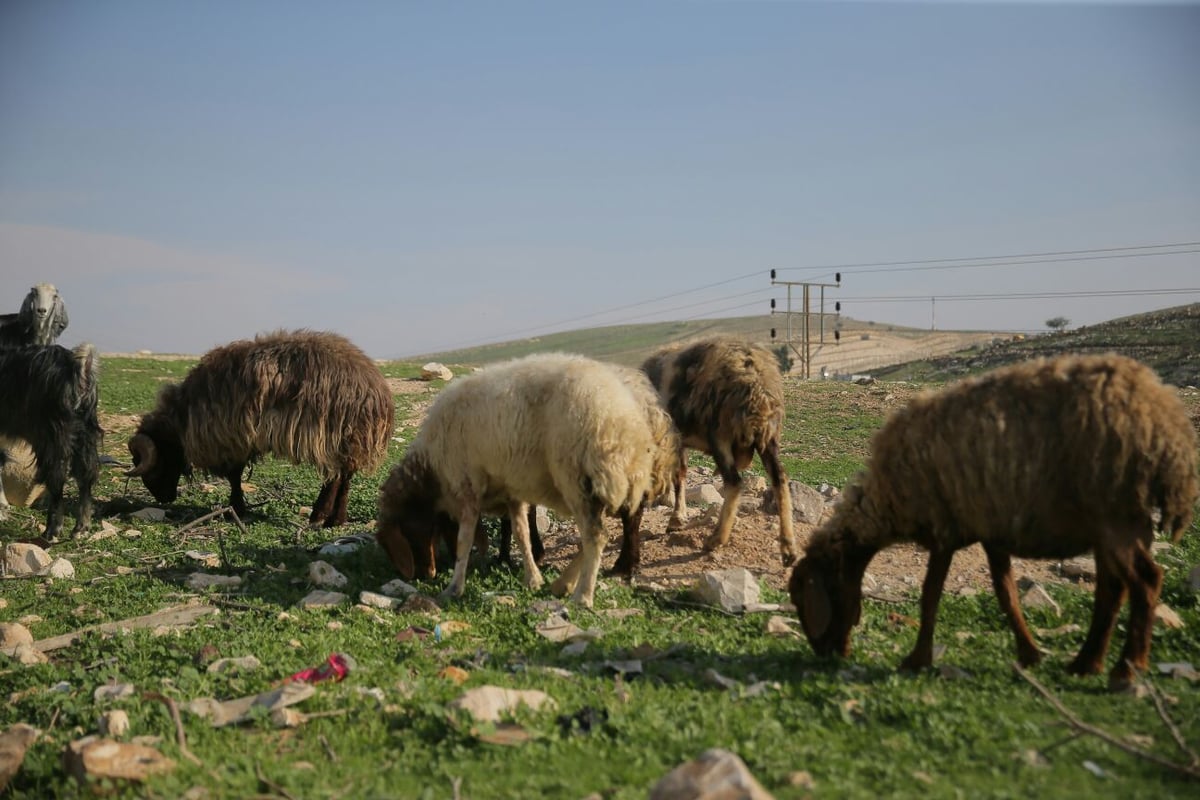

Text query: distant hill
(413, 314), (1005, 372)
(873, 303), (1200, 387)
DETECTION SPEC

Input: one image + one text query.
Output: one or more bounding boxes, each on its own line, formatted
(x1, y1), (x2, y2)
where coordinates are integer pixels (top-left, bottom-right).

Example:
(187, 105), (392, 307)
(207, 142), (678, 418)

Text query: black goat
(0, 343), (101, 539)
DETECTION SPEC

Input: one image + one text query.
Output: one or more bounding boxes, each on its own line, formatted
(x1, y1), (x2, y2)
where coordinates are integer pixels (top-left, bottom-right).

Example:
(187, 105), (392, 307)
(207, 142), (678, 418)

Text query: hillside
(414, 314), (1002, 373)
(874, 302), (1200, 387)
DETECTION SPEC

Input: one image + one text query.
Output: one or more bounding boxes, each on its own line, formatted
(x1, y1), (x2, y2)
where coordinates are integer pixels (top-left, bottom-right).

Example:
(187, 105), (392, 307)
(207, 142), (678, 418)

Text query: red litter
(287, 652), (356, 684)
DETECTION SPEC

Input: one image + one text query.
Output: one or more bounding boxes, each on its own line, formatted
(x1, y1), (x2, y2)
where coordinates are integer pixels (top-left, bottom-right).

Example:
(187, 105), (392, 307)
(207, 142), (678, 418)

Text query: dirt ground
(535, 471), (1077, 600)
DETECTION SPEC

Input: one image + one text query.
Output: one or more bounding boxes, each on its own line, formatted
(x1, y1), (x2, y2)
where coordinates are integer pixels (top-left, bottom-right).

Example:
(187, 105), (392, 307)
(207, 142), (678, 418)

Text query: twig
(226, 506), (247, 535)
(256, 763), (299, 800)
(1140, 670), (1200, 767)
(142, 691), (203, 766)
(451, 777), (463, 800)
(319, 733), (339, 763)
(177, 508), (234, 535)
(1013, 663), (1200, 780)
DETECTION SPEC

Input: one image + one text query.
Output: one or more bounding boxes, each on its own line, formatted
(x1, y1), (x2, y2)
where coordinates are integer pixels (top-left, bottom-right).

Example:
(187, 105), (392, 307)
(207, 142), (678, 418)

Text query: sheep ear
(53, 303), (68, 337)
(802, 573), (832, 639)
(377, 523), (416, 580)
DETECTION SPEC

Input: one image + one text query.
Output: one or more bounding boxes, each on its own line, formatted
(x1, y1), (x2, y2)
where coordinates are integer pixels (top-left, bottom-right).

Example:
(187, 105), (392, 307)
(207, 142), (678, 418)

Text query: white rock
(359, 591), (402, 611)
(0, 622), (34, 649)
(762, 480), (825, 524)
(687, 483), (724, 506)
(650, 748), (774, 800)
(206, 656), (262, 675)
(742, 476), (768, 495)
(99, 710), (130, 738)
(693, 568), (761, 613)
(1021, 584), (1061, 616)
(13, 642), (48, 665)
(185, 573), (242, 590)
(296, 590), (347, 608)
(185, 550), (220, 568)
(1155, 604), (1184, 630)
(420, 362), (453, 381)
(307, 560), (348, 589)
(3, 543), (52, 577)
(447, 686), (556, 723)
(130, 507), (166, 522)
(1060, 556), (1096, 581)
(40, 558), (75, 580)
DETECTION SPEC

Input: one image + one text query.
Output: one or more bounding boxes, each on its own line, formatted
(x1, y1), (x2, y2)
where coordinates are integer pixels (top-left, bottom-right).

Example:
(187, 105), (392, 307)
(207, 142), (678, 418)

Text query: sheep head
(788, 537), (872, 659)
(376, 455), (456, 580)
(21, 283), (68, 345)
(126, 412), (189, 504)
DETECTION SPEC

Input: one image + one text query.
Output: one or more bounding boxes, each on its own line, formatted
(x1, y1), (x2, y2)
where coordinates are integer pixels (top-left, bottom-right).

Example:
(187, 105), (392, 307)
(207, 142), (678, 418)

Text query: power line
(839, 287), (1200, 303)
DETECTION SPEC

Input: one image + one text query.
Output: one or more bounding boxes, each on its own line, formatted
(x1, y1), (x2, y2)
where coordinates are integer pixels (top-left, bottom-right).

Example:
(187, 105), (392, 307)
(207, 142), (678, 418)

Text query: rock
(765, 616), (800, 638)
(448, 686), (556, 723)
(650, 748), (774, 800)
(2, 543), (52, 577)
(98, 710), (130, 738)
(1021, 584), (1061, 616)
(420, 362), (453, 381)
(93, 683), (136, 703)
(742, 476), (768, 495)
(316, 532), (374, 556)
(184, 550), (220, 568)
(0, 724), (40, 791)
(40, 558), (75, 580)
(186, 683), (316, 728)
(687, 483), (724, 506)
(761, 480), (825, 524)
(11, 643), (47, 666)
(296, 590), (348, 609)
(692, 568), (761, 613)
(0, 623), (33, 651)
(535, 505), (550, 534)
(64, 736), (175, 783)
(307, 560), (348, 589)
(185, 573), (242, 590)
(359, 591), (403, 611)
(1155, 604), (1184, 630)
(380, 578), (418, 597)
(129, 507), (166, 522)
(399, 594), (441, 614)
(206, 656), (262, 675)
(1060, 556), (1095, 582)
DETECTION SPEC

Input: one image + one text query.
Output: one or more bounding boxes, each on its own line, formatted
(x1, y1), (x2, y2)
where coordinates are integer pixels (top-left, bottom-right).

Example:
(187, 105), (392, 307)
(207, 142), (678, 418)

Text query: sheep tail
(71, 343), (100, 410)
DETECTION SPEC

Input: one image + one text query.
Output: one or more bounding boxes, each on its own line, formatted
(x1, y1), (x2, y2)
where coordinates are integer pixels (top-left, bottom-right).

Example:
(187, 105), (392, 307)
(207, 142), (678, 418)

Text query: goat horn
(126, 434), (158, 477)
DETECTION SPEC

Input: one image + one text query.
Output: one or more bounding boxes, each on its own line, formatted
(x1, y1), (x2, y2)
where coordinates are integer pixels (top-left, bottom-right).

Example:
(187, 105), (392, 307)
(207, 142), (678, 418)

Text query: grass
(1, 355), (1198, 798)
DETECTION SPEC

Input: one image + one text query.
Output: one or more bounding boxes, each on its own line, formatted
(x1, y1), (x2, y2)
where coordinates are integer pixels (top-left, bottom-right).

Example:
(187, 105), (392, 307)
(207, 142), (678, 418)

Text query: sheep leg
(570, 509), (607, 609)
(609, 503), (646, 578)
(550, 553), (583, 598)
(1066, 554), (1127, 678)
(759, 437), (796, 565)
(224, 465), (248, 517)
(68, 441), (97, 537)
(982, 545), (1041, 667)
(440, 506), (481, 601)
(666, 446), (688, 531)
(326, 470), (353, 527)
(1107, 538), (1161, 692)
(32, 440), (68, 541)
(509, 501), (544, 591)
(499, 506), (544, 569)
(898, 547), (955, 671)
(309, 478), (338, 527)
(702, 443), (741, 553)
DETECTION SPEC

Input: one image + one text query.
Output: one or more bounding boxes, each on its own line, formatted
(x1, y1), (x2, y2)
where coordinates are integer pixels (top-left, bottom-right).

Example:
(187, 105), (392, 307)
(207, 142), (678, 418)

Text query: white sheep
(376, 353), (661, 608)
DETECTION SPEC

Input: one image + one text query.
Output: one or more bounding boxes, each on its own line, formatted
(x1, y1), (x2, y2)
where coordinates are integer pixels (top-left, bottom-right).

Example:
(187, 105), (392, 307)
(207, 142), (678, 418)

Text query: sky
(1, 0), (1197, 359)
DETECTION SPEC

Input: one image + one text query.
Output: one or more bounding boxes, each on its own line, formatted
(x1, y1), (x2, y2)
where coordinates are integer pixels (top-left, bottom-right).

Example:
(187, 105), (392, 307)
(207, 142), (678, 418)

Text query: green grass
(1, 356), (1198, 798)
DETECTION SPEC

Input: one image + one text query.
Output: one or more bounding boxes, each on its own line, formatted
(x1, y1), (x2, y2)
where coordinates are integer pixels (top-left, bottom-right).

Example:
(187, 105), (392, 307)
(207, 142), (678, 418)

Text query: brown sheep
(789, 353), (1199, 691)
(127, 330), (394, 527)
(641, 337), (795, 565)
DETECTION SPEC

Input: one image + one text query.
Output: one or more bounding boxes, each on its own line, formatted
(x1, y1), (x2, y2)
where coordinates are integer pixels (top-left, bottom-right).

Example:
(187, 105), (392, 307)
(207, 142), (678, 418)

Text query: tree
(773, 345), (794, 374)
(1045, 316), (1071, 332)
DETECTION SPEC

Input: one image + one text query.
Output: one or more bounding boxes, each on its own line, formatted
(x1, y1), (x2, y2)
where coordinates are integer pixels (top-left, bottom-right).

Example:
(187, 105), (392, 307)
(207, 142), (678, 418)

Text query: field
(1, 351), (1199, 799)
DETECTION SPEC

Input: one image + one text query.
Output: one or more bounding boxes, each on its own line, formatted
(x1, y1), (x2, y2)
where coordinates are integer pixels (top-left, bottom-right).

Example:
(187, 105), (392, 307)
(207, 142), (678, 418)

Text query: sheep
(376, 505), (545, 581)
(0, 283), (69, 347)
(0, 440), (44, 512)
(0, 343), (101, 539)
(788, 353), (1199, 691)
(641, 337), (796, 565)
(126, 330), (394, 527)
(375, 353), (664, 608)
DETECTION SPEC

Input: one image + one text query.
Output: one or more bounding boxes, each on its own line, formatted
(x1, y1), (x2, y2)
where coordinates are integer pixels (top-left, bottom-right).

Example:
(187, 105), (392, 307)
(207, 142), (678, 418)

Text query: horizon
(2, 1), (1198, 359)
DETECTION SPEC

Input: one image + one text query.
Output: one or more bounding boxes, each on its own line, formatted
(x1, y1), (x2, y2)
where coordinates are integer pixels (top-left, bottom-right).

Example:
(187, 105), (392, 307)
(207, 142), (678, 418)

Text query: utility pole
(769, 271), (841, 379)
(930, 296), (936, 331)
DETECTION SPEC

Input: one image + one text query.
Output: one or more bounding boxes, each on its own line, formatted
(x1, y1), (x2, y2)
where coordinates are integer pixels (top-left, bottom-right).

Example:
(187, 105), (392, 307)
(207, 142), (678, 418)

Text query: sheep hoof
(549, 576), (572, 598)
(666, 516), (685, 532)
(1108, 667), (1138, 693)
(1065, 657), (1103, 677)
(898, 654), (932, 673)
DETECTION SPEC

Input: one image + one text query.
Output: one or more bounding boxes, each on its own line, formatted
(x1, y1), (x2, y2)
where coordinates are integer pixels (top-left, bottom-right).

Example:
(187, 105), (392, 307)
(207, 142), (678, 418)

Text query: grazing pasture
(0, 353), (1197, 799)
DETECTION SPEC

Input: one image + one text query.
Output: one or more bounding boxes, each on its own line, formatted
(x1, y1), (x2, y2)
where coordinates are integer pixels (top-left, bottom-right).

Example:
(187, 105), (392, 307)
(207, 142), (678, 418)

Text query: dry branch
(142, 691), (202, 766)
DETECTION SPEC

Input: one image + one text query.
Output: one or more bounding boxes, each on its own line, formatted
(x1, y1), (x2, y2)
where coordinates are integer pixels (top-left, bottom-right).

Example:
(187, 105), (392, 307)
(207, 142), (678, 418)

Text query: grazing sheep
(377, 505), (545, 581)
(642, 337), (796, 565)
(127, 330), (394, 527)
(789, 354), (1199, 691)
(0, 343), (101, 539)
(0, 283), (69, 347)
(376, 353), (661, 608)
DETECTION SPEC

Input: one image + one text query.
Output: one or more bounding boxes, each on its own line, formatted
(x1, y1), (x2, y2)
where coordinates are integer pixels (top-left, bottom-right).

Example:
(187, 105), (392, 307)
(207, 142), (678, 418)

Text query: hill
(874, 302), (1200, 387)
(414, 314), (1003, 373)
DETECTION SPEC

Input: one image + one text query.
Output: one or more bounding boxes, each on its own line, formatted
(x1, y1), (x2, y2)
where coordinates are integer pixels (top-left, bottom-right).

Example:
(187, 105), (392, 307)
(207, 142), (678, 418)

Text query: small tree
(773, 345), (794, 374)
(1045, 316), (1070, 332)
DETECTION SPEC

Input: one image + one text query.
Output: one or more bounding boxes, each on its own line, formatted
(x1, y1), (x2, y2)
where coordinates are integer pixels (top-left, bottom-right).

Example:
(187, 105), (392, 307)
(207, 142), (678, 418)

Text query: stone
(1155, 604), (1184, 630)
(692, 568), (761, 613)
(420, 362), (453, 381)
(1060, 556), (1095, 582)
(649, 748), (774, 800)
(687, 483), (724, 506)
(0, 724), (41, 791)
(380, 578), (418, 597)
(0, 623), (33, 651)
(185, 573), (242, 590)
(130, 507), (166, 522)
(742, 476), (768, 495)
(2, 543), (52, 577)
(1020, 584), (1060, 616)
(63, 736), (175, 783)
(11, 643), (48, 666)
(41, 558), (75, 580)
(98, 710), (130, 738)
(205, 656), (262, 675)
(359, 591), (403, 611)
(307, 560), (348, 589)
(296, 590), (347, 609)
(761, 480), (826, 524)
(447, 686), (556, 723)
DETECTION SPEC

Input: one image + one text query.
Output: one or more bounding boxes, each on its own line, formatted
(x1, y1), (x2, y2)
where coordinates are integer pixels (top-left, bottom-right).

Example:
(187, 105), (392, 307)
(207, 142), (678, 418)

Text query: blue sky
(2, 1), (1197, 358)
